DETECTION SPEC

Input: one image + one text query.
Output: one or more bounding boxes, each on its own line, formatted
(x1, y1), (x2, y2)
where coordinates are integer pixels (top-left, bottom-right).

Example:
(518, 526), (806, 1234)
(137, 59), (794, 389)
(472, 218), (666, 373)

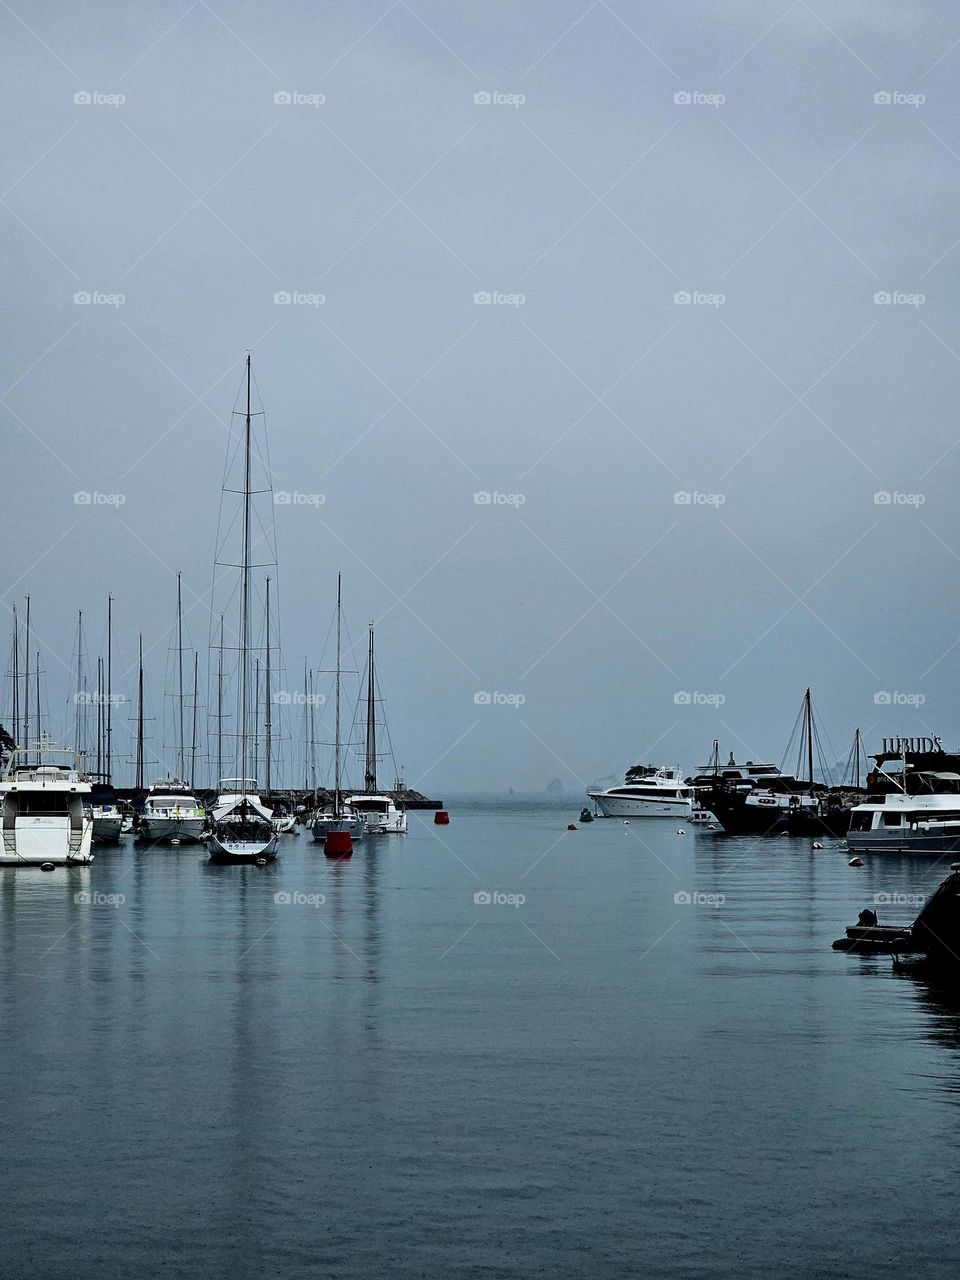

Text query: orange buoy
(434, 811), (450, 825)
(325, 831), (353, 858)
(567, 823), (577, 831)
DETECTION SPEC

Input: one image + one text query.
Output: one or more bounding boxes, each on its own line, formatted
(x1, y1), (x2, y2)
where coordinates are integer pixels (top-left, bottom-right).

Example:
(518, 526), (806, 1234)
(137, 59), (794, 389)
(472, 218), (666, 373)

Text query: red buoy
(325, 831), (353, 858)
(567, 824), (577, 831)
(434, 811), (450, 825)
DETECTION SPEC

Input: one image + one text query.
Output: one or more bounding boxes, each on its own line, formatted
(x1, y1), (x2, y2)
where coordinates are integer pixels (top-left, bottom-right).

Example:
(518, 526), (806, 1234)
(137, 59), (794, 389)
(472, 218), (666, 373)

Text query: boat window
(16, 793), (70, 815)
(881, 812), (904, 827)
(848, 813), (873, 832)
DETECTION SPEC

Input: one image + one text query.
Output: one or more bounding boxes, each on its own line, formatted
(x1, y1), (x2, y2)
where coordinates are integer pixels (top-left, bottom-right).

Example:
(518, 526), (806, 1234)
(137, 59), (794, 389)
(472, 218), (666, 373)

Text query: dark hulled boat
(692, 693), (863, 837)
(833, 863), (960, 975)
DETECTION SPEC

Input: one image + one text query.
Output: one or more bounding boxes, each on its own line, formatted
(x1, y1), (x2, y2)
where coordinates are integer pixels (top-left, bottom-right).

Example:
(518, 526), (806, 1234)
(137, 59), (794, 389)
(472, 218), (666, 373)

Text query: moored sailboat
(206, 355), (279, 864)
(312, 577), (365, 850)
(141, 576), (206, 843)
(344, 623), (407, 834)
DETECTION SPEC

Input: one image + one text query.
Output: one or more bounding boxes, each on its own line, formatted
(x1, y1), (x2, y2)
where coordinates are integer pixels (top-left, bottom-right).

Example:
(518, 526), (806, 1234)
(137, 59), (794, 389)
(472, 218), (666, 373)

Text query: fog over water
(3, 1), (959, 791)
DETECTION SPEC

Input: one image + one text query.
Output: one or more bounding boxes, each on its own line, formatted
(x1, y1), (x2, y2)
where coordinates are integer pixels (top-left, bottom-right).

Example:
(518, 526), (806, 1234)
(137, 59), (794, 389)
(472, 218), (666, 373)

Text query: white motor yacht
(0, 747), (94, 865)
(588, 766), (693, 818)
(343, 793), (407, 834)
(91, 796), (125, 843)
(847, 789), (960, 855)
(140, 778), (206, 843)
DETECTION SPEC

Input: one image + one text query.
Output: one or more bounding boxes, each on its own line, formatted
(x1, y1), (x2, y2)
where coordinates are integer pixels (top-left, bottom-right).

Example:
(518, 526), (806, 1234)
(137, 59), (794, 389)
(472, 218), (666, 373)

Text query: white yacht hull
(342, 795), (407, 834)
(0, 816), (94, 865)
(366, 812), (407, 834)
(589, 793), (693, 818)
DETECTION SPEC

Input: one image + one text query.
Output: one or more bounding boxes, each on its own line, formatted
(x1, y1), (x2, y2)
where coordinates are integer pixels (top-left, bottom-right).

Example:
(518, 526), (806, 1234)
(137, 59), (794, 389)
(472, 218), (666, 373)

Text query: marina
(3, 0), (956, 1274)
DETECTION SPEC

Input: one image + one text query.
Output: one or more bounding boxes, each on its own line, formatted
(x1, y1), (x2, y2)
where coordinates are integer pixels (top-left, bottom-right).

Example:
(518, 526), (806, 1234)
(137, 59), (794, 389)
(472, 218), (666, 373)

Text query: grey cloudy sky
(2, 0), (959, 792)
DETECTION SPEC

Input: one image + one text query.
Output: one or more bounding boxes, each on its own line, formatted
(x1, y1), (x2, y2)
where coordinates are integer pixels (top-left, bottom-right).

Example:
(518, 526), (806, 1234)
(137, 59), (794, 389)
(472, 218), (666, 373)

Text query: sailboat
(206, 355), (279, 864)
(142, 575), (206, 843)
(696, 690), (854, 836)
(343, 623), (406, 834)
(88, 598), (127, 843)
(312, 576), (365, 846)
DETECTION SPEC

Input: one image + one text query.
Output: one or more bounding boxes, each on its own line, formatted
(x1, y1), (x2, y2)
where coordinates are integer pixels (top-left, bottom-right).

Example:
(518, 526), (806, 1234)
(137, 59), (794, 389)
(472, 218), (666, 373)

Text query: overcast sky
(2, 0), (960, 793)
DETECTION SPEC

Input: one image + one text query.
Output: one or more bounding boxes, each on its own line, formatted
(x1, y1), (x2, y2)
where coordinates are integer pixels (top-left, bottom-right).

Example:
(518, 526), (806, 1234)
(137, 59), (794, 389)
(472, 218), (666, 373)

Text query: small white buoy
(676, 828), (686, 836)
(623, 820), (630, 825)
(255, 857), (267, 866)
(171, 838), (180, 846)
(707, 824), (717, 831)
(812, 842), (823, 850)
(848, 856), (864, 867)
(40, 862), (56, 872)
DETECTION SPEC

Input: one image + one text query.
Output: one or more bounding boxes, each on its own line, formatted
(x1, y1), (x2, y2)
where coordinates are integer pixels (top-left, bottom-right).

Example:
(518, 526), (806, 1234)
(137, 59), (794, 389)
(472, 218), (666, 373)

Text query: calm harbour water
(3, 795), (960, 1278)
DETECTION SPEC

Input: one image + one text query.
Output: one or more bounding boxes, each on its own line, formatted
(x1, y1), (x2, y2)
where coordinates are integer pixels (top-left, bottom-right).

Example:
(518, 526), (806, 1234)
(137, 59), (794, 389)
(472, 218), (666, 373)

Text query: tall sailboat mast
(135, 635), (144, 790)
(74, 610), (84, 756)
(364, 623), (377, 792)
(11, 606), (19, 750)
(805, 688), (814, 787)
(23, 595), (30, 757)
(254, 660), (260, 783)
(334, 574), (342, 815)
(190, 651), (198, 789)
(96, 657), (103, 776)
(303, 659), (309, 791)
(265, 576), (272, 793)
(216, 615), (224, 787)
(239, 354), (252, 785)
(308, 667), (317, 792)
(176, 573), (185, 779)
(106, 595), (113, 782)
